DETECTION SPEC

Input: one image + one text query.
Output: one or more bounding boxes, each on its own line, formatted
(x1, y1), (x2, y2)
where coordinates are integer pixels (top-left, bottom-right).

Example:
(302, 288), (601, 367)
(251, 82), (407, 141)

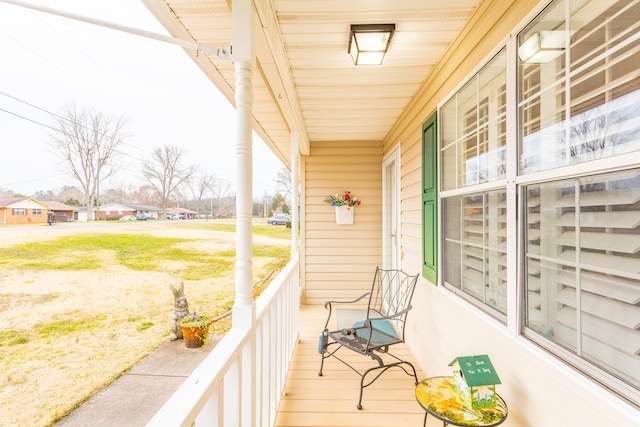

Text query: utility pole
(263, 190), (268, 217)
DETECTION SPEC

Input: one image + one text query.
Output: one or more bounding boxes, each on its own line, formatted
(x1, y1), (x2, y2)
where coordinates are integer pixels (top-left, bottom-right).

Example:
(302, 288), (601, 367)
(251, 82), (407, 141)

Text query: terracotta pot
(180, 323), (209, 348)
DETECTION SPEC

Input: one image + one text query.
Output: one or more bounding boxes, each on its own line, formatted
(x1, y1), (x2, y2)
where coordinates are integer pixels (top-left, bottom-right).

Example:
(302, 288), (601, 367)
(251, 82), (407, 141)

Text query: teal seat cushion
(353, 319), (398, 345)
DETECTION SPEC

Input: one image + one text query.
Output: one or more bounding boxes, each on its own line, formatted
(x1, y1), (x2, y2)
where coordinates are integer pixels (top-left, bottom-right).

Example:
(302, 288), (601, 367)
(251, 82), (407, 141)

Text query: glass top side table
(415, 376), (508, 427)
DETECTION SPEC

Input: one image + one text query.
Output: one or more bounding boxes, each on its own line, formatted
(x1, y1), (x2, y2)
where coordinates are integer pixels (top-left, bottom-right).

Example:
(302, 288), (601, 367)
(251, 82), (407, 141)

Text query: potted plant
(179, 312), (212, 348)
(325, 190), (362, 224)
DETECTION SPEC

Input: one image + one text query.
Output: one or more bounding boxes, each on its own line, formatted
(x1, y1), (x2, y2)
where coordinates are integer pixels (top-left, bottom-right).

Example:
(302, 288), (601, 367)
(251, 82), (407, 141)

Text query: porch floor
(276, 305), (430, 427)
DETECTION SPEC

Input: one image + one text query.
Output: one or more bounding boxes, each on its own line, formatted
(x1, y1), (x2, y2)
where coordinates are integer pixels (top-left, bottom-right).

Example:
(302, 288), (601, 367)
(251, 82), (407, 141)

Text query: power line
(0, 91), (242, 186)
(0, 90), (148, 164)
(0, 173), (68, 188)
(0, 90), (276, 193)
(0, 90), (69, 123)
(0, 26), (83, 84)
(0, 107), (59, 132)
(30, 9), (128, 88)
(0, 10), (151, 122)
(0, 92), (240, 194)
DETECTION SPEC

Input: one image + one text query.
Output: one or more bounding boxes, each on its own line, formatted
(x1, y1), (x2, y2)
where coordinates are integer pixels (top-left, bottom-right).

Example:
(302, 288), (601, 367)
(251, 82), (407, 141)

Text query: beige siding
(295, 0), (637, 422)
(302, 140), (382, 304)
(380, 0), (639, 425)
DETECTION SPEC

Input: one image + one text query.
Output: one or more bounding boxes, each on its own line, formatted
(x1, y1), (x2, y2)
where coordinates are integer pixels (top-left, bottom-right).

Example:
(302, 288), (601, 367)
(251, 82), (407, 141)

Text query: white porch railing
(147, 257), (300, 427)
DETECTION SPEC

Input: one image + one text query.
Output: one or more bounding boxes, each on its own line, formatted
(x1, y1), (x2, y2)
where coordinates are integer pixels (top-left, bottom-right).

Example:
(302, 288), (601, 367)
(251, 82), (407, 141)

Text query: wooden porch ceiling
(278, 305), (428, 427)
(141, 0), (480, 166)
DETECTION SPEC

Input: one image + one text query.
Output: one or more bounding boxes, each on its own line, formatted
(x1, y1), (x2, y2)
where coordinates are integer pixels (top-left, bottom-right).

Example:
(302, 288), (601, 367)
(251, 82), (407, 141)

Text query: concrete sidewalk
(55, 336), (221, 427)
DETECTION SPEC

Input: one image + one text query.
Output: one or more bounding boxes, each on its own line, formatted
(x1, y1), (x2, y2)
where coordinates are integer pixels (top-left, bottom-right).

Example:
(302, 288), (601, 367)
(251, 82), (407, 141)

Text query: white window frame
(437, 0), (640, 407)
(439, 45), (511, 323)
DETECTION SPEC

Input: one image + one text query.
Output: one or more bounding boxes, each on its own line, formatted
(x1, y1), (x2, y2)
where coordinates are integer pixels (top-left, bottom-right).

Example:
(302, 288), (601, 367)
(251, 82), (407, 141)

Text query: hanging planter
(325, 190), (361, 225)
(335, 205), (354, 224)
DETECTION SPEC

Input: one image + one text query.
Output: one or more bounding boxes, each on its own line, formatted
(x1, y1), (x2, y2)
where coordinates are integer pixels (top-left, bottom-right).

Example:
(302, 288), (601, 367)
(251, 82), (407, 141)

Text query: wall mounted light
(518, 30), (574, 63)
(348, 24), (395, 65)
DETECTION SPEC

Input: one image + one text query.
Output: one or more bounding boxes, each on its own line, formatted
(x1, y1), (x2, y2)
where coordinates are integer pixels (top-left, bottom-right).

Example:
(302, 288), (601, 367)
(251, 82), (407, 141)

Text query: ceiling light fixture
(348, 24), (395, 65)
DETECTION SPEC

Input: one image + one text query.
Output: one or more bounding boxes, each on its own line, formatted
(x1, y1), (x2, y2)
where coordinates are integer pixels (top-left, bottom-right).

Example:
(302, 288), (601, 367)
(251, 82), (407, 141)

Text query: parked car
(136, 213), (155, 220)
(267, 214), (291, 225)
(120, 215), (136, 220)
(166, 213), (187, 220)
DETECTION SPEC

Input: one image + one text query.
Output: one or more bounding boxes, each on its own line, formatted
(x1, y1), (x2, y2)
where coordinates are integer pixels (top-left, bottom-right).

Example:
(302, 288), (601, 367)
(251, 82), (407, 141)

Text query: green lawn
(0, 221), (291, 426)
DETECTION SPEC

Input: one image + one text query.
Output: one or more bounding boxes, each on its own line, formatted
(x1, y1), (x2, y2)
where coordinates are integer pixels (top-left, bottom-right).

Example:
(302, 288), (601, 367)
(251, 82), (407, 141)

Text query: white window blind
(524, 169), (640, 389)
(518, 0), (640, 401)
(444, 190), (508, 316)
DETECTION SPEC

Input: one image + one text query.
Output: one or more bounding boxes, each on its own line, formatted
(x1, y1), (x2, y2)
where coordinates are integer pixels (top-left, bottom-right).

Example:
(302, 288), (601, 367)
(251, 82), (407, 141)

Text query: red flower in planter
(324, 190), (362, 207)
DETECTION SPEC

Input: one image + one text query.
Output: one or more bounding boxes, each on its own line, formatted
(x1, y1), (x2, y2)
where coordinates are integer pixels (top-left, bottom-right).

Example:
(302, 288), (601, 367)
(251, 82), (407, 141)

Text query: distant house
(97, 203), (160, 220)
(166, 207), (197, 219)
(0, 197), (50, 225)
(75, 206), (90, 222)
(97, 203), (137, 220)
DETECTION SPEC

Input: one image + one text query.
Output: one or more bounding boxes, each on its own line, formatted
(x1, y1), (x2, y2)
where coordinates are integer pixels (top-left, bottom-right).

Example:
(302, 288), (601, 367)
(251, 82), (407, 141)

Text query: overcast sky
(0, 0), (284, 198)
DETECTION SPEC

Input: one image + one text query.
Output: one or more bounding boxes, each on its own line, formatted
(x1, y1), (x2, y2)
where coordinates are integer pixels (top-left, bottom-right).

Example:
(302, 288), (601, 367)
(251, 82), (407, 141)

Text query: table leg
(423, 412), (449, 427)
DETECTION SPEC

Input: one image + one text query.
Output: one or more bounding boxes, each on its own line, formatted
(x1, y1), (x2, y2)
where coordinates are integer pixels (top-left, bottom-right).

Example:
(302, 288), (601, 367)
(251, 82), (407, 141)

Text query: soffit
(142, 0), (480, 164)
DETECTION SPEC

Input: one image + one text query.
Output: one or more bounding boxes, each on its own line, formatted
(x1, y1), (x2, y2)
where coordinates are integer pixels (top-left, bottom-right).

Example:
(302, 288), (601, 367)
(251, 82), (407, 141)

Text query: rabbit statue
(169, 282), (190, 340)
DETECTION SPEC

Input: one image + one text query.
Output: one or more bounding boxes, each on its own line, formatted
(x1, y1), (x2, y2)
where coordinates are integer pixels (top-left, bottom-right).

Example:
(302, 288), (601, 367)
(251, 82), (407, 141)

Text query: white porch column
(231, 1), (256, 426)
(290, 131), (299, 257)
(231, 0), (255, 323)
(233, 59), (255, 317)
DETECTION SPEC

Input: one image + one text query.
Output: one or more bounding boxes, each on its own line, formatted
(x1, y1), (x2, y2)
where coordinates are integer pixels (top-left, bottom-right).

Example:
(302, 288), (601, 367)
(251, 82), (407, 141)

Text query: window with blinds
(441, 49), (507, 191)
(444, 189), (508, 317)
(440, 48), (508, 320)
(523, 169), (640, 391)
(518, 0), (640, 174)
(517, 0), (640, 403)
(437, 0), (639, 405)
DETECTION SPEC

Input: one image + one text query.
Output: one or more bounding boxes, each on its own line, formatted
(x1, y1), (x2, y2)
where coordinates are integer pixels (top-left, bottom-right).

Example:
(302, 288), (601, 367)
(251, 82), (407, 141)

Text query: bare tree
(103, 182), (135, 204)
(275, 166), (292, 200)
(131, 184), (159, 205)
(142, 145), (194, 218)
(57, 185), (84, 204)
(569, 111), (614, 160)
(208, 178), (231, 218)
(32, 189), (57, 201)
(217, 193), (236, 218)
(186, 169), (215, 218)
(49, 104), (125, 220)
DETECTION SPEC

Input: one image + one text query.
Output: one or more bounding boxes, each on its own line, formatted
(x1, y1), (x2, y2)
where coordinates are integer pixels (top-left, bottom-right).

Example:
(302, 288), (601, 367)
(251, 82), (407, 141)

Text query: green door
(422, 112), (438, 284)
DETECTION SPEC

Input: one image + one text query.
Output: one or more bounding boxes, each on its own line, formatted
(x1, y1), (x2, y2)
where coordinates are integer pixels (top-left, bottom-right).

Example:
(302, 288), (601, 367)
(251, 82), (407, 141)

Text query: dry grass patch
(0, 221), (290, 427)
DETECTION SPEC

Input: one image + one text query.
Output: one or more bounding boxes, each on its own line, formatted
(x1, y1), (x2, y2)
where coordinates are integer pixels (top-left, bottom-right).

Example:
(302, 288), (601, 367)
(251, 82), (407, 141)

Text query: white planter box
(335, 205), (354, 225)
